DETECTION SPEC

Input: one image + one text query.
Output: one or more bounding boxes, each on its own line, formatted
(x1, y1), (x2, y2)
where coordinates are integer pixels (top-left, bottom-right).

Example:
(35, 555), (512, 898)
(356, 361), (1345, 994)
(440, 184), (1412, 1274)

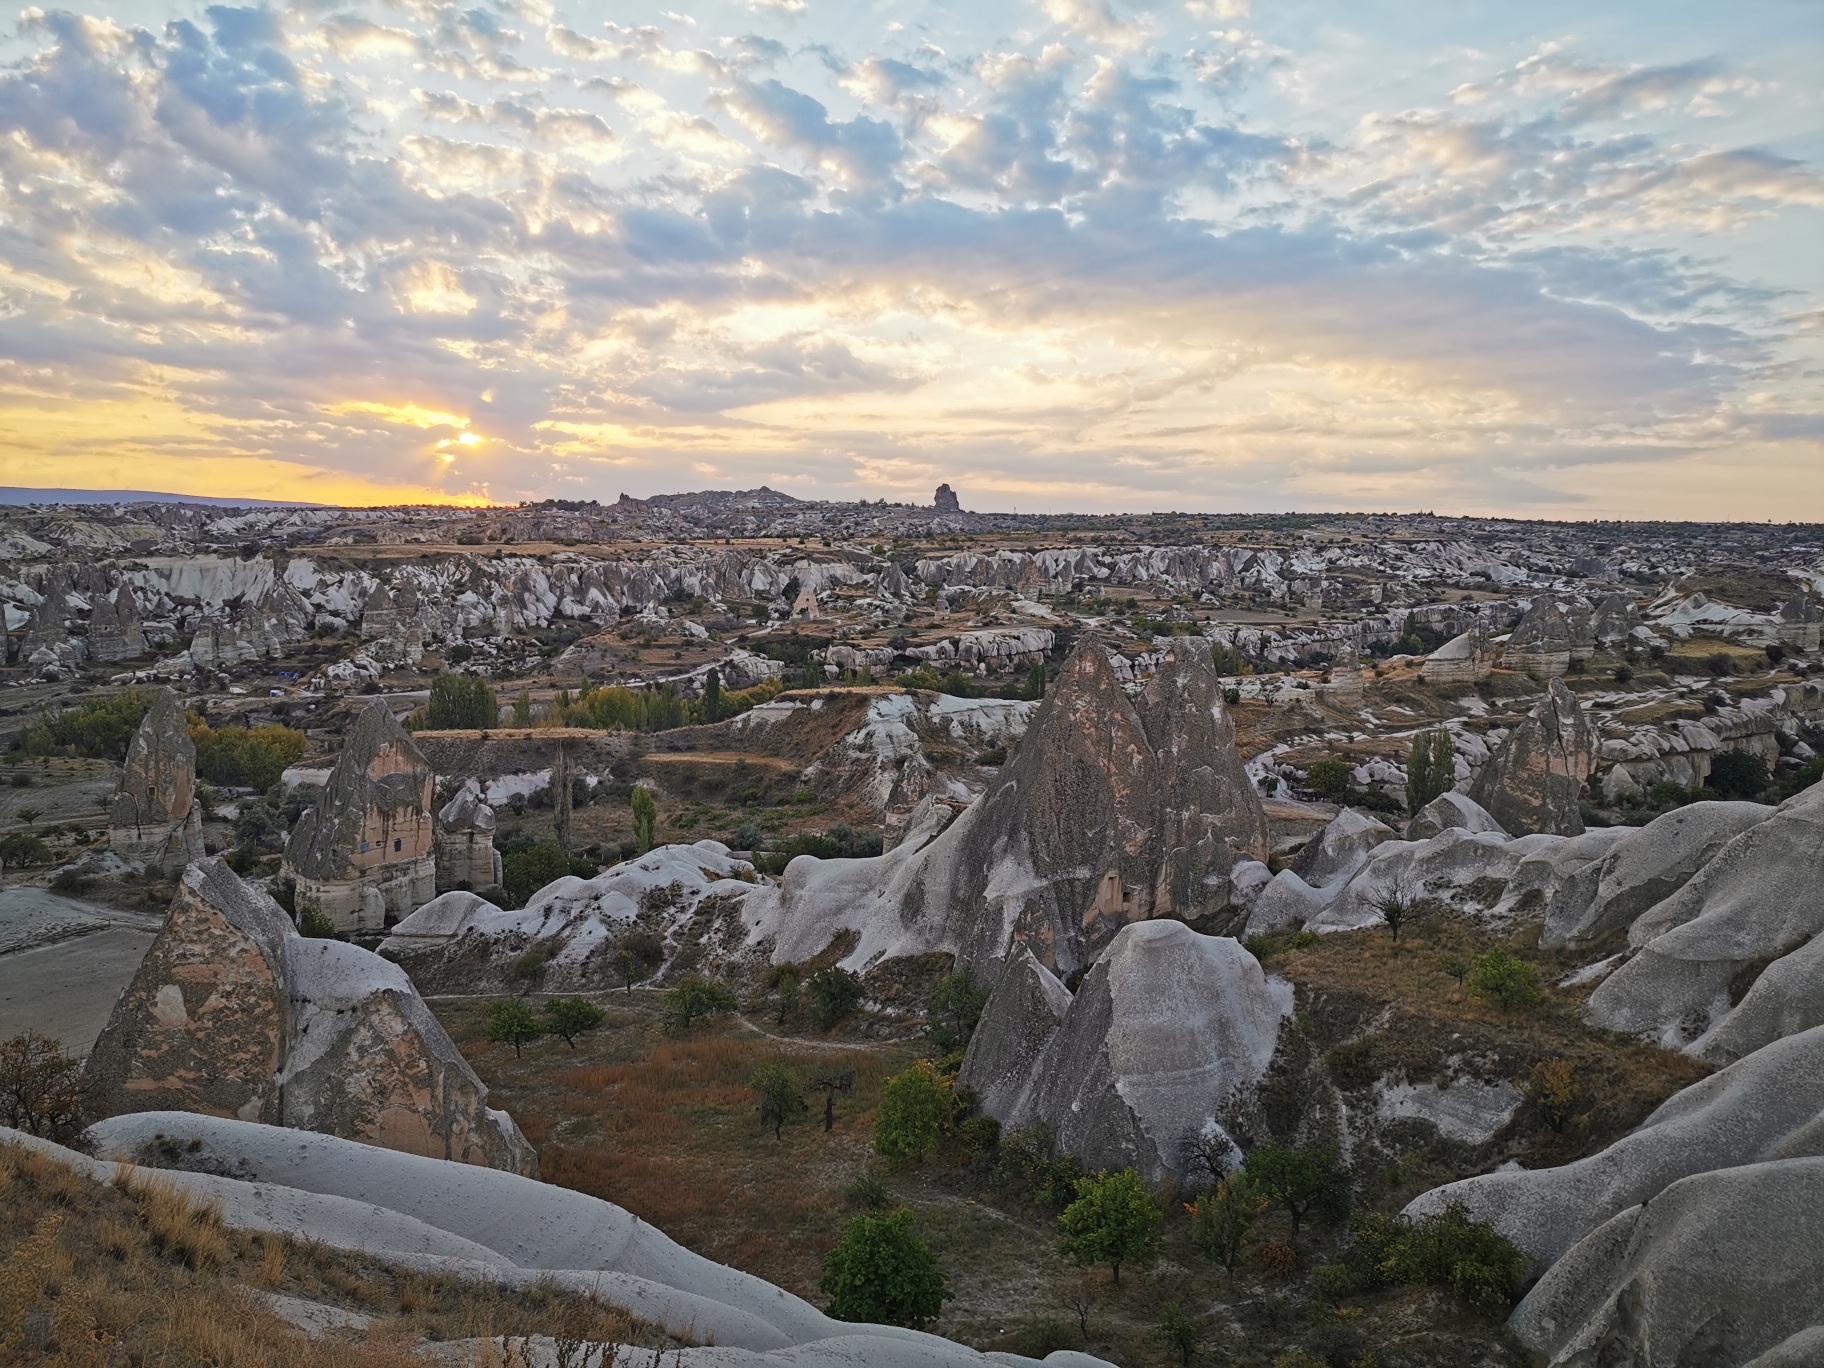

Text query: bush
(502, 841), (573, 909)
(1157, 1300), (1200, 1366)
(0, 833), (53, 867)
(297, 906), (337, 939)
(663, 974), (738, 1031)
(993, 1123), (1086, 1208)
(750, 1062), (807, 1140)
(806, 965), (864, 1031)
(1708, 750), (1769, 800)
(424, 673), (499, 729)
(232, 801), (288, 854)
(1468, 946), (1545, 1010)
(1526, 1058), (1578, 1131)
(544, 996), (606, 1047)
(189, 719), (305, 791)
(957, 1114), (1001, 1168)
(845, 1166), (891, 1209)
(486, 998), (542, 1057)
(1332, 1202), (1525, 1315)
(1704, 651), (1738, 677)
(20, 690), (154, 759)
(1306, 758), (1351, 803)
(927, 970), (987, 1054)
(820, 1208), (951, 1329)
(1057, 1169), (1161, 1286)
(0, 1031), (99, 1146)
(1242, 1144), (1350, 1249)
(1190, 1172), (1265, 1290)
(1613, 664), (1634, 684)
(631, 786), (657, 851)
(873, 1061), (952, 1169)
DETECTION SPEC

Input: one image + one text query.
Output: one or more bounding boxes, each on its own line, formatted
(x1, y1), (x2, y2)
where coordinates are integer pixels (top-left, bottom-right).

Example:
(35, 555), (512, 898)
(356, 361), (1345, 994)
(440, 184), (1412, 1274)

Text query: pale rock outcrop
(282, 699), (437, 933)
(1744, 1327), (1824, 1368)
(1587, 782), (1824, 1050)
(1402, 1024), (1824, 1272)
(107, 686), (205, 874)
(1698, 932), (1824, 1066)
(436, 781), (502, 893)
(1242, 868), (1328, 936)
(1287, 808), (1396, 888)
(1485, 826), (1632, 931)
(1467, 679), (1593, 836)
(1403, 791), (1506, 842)
(1589, 592), (1639, 655)
(1542, 801), (1774, 947)
(1303, 828), (1541, 934)
(957, 948), (1072, 1122)
(85, 858), (535, 1173)
(1420, 627), (1492, 685)
(87, 582), (147, 662)
(1504, 597), (1573, 678)
(1778, 592), (1821, 652)
(990, 921), (1292, 1183)
(1510, 1158), (1824, 1368)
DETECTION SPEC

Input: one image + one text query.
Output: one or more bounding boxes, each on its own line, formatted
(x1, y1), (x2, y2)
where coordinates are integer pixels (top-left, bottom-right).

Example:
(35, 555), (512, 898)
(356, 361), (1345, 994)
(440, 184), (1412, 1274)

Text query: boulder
(1288, 808), (1397, 888)
(1487, 826), (1631, 931)
(1403, 1024), (1824, 1271)
(1587, 783), (1824, 1050)
(1590, 592), (1638, 654)
(1467, 679), (1593, 836)
(1227, 859), (1272, 910)
(995, 921), (1292, 1183)
(1543, 801), (1774, 947)
(107, 686), (205, 875)
(85, 858), (535, 1173)
(1402, 791), (1506, 842)
(1509, 1158), (1824, 1368)
(282, 698), (437, 933)
(1696, 930), (1824, 1067)
(1242, 868), (1327, 936)
(957, 948), (1072, 1122)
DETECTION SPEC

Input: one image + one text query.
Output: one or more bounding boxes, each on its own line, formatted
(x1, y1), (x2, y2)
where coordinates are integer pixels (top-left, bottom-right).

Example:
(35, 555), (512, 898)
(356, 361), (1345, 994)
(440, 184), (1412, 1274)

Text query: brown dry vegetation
(0, 1139), (672, 1368)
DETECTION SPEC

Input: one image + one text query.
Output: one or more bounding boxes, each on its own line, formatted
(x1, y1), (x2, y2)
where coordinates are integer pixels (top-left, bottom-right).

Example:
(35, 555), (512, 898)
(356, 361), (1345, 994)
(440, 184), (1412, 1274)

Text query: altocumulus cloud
(0, 0), (1817, 515)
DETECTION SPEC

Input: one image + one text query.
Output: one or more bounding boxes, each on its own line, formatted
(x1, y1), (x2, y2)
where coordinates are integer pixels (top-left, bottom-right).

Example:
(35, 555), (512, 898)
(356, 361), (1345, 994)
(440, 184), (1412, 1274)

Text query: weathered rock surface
(1543, 800), (1774, 947)
(1693, 929), (1824, 1067)
(86, 858), (535, 1173)
(87, 582), (147, 662)
(435, 781), (502, 893)
(1288, 808), (1396, 888)
(1510, 1158), (1824, 1368)
(990, 921), (1292, 1183)
(1587, 782), (1824, 1050)
(1487, 826), (1631, 930)
(1468, 679), (1593, 836)
(107, 686), (205, 875)
(1744, 1327), (1824, 1368)
(1505, 596), (1573, 678)
(1403, 791), (1506, 842)
(1419, 628), (1491, 684)
(283, 698), (436, 933)
(957, 948), (1072, 1122)
(1403, 1024), (1824, 1271)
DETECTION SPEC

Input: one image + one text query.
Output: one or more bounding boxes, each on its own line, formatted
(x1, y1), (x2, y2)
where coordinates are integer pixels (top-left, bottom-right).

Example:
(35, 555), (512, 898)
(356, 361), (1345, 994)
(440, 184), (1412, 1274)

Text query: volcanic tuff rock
(1419, 627), (1492, 685)
(1403, 1024), (1824, 1272)
(1504, 596), (1573, 678)
(956, 948), (1072, 1122)
(747, 638), (1269, 983)
(86, 582), (146, 662)
(1402, 791), (1506, 842)
(85, 858), (534, 1173)
(1587, 781), (1824, 1052)
(107, 685), (204, 875)
(1509, 1158), (1824, 1368)
(1467, 678), (1593, 836)
(1541, 800), (1774, 947)
(435, 781), (502, 893)
(1287, 808), (1396, 887)
(283, 698), (436, 933)
(987, 921), (1292, 1184)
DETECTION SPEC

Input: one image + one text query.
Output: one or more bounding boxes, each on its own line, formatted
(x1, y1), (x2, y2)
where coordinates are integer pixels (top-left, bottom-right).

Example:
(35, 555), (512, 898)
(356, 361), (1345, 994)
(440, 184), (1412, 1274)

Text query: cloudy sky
(0, 0), (1819, 515)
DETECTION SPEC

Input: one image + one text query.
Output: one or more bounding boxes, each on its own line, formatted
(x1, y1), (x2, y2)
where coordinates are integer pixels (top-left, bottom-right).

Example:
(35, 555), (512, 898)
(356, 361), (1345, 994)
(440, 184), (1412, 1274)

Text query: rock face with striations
(1468, 679), (1592, 836)
(1503, 596), (1573, 678)
(933, 483), (962, 515)
(87, 582), (147, 663)
(752, 637), (1270, 984)
(86, 857), (536, 1174)
(435, 781), (502, 893)
(107, 686), (205, 875)
(957, 948), (1072, 1123)
(282, 698), (437, 933)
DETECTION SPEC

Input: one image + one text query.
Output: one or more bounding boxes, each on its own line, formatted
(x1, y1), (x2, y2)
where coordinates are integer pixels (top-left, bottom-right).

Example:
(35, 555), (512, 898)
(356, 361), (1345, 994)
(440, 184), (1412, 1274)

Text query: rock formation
(1589, 592), (1638, 656)
(1510, 1157), (1824, 1368)
(107, 686), (205, 875)
(957, 948), (1072, 1122)
(1419, 627), (1491, 684)
(1403, 791), (1506, 842)
(934, 483), (962, 515)
(749, 637), (1270, 983)
(1779, 592), (1821, 652)
(85, 857), (535, 1174)
(435, 781), (502, 892)
(1504, 597), (1572, 678)
(282, 698), (437, 933)
(1287, 807), (1396, 887)
(974, 921), (1291, 1184)
(87, 582), (147, 663)
(1467, 679), (1593, 836)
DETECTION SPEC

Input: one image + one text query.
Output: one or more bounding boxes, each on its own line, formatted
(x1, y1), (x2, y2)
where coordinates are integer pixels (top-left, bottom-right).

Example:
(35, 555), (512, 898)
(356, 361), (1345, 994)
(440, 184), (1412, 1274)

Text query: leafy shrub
(1704, 651), (1739, 677)
(820, 1208), (951, 1329)
(806, 965), (864, 1031)
(424, 673), (499, 729)
(20, 690), (154, 759)
(1468, 946), (1545, 1010)
(750, 1061), (806, 1140)
(957, 1114), (1001, 1168)
(844, 1166), (890, 1209)
(612, 929), (666, 988)
(873, 1061), (952, 1169)
(927, 970), (987, 1054)
(1525, 1058), (1578, 1131)
(663, 974), (738, 1030)
(1058, 1169), (1160, 1285)
(0, 834), (53, 866)
(0, 1031), (100, 1146)
(976, 744), (1007, 767)
(1327, 1202), (1525, 1315)
(1306, 758), (1351, 802)
(993, 1124), (1086, 1208)
(1243, 1144), (1350, 1248)
(1190, 1172), (1266, 1289)
(544, 996), (606, 1047)
(1708, 750), (1769, 800)
(297, 907), (337, 939)
(502, 841), (573, 908)
(189, 719), (305, 791)
(1157, 1300), (1200, 1366)
(1613, 664), (1634, 684)
(485, 998), (542, 1057)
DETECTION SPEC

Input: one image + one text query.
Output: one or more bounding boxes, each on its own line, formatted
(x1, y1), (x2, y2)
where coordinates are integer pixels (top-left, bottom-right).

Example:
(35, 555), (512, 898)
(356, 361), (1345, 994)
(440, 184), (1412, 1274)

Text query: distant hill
(0, 487), (323, 508)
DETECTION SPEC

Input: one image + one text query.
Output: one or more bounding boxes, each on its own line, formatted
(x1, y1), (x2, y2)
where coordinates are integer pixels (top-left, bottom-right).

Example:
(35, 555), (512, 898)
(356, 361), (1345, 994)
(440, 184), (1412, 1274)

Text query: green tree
(1242, 1145), (1350, 1250)
(874, 1061), (952, 1170)
(663, 974), (738, 1031)
(544, 996), (606, 1047)
(486, 998), (542, 1057)
(1708, 750), (1769, 800)
(1190, 1172), (1265, 1291)
(513, 690), (533, 726)
(704, 668), (722, 723)
(927, 970), (987, 1055)
(750, 1061), (807, 1140)
(502, 841), (572, 909)
(425, 673), (499, 729)
(1306, 758), (1351, 803)
(1057, 1169), (1161, 1286)
(1023, 660), (1047, 700)
(820, 1208), (952, 1329)
(298, 907), (337, 939)
(771, 964), (801, 1026)
(806, 965), (864, 1031)
(1468, 946), (1545, 1011)
(630, 785), (658, 852)
(1157, 1300), (1200, 1367)
(20, 690), (155, 759)
(1406, 729), (1456, 815)
(190, 719), (307, 790)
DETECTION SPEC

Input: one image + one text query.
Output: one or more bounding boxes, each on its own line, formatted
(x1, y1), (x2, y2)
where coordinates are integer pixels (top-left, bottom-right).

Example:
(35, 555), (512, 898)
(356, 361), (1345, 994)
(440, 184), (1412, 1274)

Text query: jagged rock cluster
(84, 858), (535, 1174)
(106, 686), (205, 875)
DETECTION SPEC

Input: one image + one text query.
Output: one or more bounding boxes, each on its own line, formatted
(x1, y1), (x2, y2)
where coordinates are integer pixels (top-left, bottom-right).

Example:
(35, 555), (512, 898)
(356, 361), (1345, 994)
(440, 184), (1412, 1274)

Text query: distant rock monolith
(108, 686), (205, 875)
(436, 781), (503, 893)
(1467, 679), (1592, 836)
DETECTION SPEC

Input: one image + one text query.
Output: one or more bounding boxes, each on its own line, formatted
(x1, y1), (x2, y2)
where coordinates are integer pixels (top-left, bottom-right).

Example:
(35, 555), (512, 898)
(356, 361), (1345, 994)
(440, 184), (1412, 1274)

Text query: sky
(0, 0), (1820, 516)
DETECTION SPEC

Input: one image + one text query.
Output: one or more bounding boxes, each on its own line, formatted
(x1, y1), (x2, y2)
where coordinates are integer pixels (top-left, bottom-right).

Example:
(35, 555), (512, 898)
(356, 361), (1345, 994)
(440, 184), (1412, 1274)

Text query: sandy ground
(0, 886), (160, 1053)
